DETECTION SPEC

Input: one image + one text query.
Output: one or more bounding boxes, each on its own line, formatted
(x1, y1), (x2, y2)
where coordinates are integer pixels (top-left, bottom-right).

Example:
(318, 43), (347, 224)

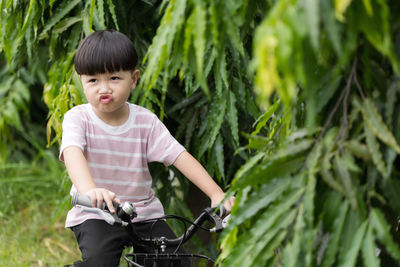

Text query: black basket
(124, 253), (215, 267)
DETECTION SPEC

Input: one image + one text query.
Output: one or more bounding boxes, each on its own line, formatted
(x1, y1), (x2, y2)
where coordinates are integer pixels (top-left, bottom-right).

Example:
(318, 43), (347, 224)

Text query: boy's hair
(74, 30), (138, 75)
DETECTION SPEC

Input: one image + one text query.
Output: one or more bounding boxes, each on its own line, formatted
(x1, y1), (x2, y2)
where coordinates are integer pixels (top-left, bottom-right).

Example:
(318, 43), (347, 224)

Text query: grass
(0, 148), (81, 266)
(0, 201), (80, 266)
(0, 197), (141, 267)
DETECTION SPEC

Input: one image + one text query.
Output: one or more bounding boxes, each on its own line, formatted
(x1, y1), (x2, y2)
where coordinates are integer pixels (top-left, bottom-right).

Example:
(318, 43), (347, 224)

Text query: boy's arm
(172, 151), (235, 211)
(63, 146), (119, 212)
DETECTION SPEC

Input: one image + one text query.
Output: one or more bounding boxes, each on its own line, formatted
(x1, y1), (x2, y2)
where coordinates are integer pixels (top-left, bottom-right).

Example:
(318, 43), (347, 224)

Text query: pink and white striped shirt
(60, 103), (186, 227)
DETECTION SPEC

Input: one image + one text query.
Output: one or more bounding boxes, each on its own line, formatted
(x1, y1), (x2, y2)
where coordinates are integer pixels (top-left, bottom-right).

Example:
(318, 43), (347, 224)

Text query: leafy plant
(217, 0), (400, 266)
(1, 0), (400, 266)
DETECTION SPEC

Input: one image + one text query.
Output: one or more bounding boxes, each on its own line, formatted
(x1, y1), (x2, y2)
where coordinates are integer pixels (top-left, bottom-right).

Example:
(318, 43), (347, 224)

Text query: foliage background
(1, 0), (400, 266)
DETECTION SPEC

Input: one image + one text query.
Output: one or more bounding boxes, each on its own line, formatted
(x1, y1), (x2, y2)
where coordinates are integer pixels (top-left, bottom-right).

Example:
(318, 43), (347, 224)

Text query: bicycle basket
(124, 253), (215, 267)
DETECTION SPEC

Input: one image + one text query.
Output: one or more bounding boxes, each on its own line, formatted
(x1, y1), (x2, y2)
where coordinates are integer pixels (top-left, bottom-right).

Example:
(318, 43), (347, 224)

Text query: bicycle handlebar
(129, 206), (230, 251)
(71, 192), (230, 250)
(71, 192), (137, 226)
(143, 206), (228, 246)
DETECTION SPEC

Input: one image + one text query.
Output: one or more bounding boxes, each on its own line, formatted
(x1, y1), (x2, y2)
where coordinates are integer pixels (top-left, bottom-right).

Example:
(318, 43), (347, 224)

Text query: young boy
(60, 30), (234, 266)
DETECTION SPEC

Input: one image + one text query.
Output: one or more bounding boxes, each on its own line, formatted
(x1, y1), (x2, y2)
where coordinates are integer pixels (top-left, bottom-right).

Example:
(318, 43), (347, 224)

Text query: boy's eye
(111, 76), (120, 80)
(88, 78), (97, 83)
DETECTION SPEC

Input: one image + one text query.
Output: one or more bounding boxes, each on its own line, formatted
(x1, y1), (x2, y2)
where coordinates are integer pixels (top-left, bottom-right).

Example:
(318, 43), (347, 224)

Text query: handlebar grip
(71, 191), (110, 210)
(71, 192), (93, 207)
(71, 192), (137, 223)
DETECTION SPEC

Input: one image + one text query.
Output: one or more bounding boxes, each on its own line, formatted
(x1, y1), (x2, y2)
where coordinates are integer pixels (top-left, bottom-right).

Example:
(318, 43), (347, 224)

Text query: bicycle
(69, 192), (230, 267)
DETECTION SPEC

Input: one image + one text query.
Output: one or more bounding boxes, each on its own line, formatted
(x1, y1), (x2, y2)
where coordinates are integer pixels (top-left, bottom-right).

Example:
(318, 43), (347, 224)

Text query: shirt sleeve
(146, 116), (186, 166)
(59, 109), (87, 162)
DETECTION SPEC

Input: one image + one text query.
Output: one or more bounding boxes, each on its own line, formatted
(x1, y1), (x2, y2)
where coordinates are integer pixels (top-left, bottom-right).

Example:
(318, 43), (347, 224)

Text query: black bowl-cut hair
(74, 30), (138, 75)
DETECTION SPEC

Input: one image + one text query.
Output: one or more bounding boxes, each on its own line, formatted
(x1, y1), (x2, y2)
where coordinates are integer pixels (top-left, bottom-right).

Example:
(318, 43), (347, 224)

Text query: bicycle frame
(70, 193), (230, 266)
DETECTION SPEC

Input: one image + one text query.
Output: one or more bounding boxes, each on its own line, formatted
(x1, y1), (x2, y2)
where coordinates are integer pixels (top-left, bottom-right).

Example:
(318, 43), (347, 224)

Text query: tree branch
(316, 59), (357, 145)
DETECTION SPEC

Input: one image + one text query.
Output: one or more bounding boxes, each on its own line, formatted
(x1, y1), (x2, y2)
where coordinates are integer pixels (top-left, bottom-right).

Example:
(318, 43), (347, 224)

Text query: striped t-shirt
(60, 103), (186, 227)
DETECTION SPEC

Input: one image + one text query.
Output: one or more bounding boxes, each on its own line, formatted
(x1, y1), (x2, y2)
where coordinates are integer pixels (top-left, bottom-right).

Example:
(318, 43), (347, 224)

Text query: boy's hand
(211, 192), (235, 214)
(85, 188), (120, 213)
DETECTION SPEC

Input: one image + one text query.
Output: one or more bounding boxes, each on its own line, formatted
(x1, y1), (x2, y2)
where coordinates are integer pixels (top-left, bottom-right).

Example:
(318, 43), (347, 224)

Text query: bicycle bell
(117, 201), (137, 222)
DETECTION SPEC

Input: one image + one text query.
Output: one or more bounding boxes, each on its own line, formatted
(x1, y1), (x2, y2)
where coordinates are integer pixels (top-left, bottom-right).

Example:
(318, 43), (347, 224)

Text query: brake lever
(207, 207), (230, 232)
(77, 205), (128, 226)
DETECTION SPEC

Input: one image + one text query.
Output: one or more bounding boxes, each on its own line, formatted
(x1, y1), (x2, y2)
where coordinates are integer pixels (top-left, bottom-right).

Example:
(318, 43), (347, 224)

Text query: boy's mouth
(99, 94), (113, 104)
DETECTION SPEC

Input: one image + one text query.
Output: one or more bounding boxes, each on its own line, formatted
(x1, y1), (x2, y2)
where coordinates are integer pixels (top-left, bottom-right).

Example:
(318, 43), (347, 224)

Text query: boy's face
(80, 70), (140, 122)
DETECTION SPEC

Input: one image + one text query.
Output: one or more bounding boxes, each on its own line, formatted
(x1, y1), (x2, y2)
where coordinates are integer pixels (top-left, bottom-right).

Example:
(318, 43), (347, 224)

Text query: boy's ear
(131, 69), (140, 90)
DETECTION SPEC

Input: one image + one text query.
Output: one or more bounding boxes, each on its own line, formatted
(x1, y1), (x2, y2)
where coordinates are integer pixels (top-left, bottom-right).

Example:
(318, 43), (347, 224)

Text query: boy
(60, 30), (234, 266)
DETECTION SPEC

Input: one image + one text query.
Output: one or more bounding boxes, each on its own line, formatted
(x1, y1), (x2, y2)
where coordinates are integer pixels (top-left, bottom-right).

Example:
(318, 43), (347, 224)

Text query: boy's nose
(98, 86), (111, 94)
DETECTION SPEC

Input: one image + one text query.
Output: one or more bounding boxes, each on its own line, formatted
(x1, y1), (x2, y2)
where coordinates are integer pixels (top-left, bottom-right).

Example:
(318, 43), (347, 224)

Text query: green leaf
(233, 152), (265, 183)
(227, 91), (239, 145)
(334, 0), (352, 22)
(302, 0), (319, 50)
(252, 230), (287, 266)
(106, 0), (119, 30)
(218, 227), (238, 263)
(364, 123), (387, 178)
(247, 210), (296, 266)
(251, 100), (279, 136)
(227, 177), (291, 231)
(322, 201), (349, 267)
(333, 155), (358, 210)
(222, 188), (303, 266)
(380, 178), (400, 213)
(321, 0), (342, 55)
(362, 0), (373, 15)
(14, 79), (30, 102)
(282, 220), (302, 266)
(53, 17), (83, 34)
(223, 9), (244, 57)
(340, 220), (368, 267)
(38, 0), (81, 40)
(245, 134), (270, 151)
(197, 95), (226, 158)
(283, 200), (315, 267)
(168, 92), (202, 114)
(342, 149), (361, 173)
(140, 0), (187, 93)
(361, 225), (380, 267)
(231, 155), (305, 191)
(343, 140), (371, 161)
(3, 101), (22, 130)
(271, 139), (314, 160)
(385, 81), (399, 129)
(96, 0), (105, 29)
(20, 0), (35, 37)
(184, 109), (197, 150)
(193, 3), (206, 80)
(182, 10), (194, 66)
(362, 98), (400, 154)
(287, 128), (315, 142)
(306, 139), (322, 174)
(304, 171), (316, 227)
(370, 209), (400, 262)
(358, 0), (394, 65)
(209, 3), (219, 47)
(86, 0), (95, 32)
(214, 135), (225, 181)
(321, 153), (345, 194)
(216, 47), (229, 96)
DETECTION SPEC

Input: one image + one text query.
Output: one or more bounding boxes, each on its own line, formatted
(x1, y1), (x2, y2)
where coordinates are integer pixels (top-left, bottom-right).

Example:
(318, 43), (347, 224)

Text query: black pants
(71, 219), (185, 267)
